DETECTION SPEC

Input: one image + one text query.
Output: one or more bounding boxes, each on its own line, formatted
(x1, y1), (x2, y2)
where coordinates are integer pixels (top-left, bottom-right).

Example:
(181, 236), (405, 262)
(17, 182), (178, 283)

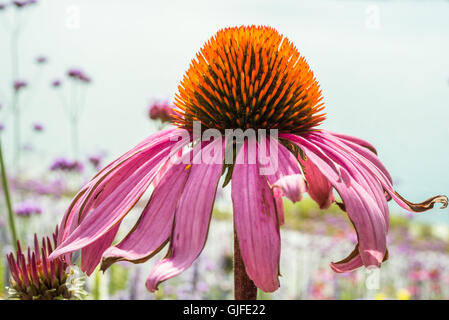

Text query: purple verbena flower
(13, 80), (28, 92)
(13, 200), (42, 217)
(148, 101), (175, 123)
(67, 68), (91, 84)
(33, 122), (44, 132)
(88, 153), (103, 169)
(50, 157), (84, 173)
(51, 79), (62, 88)
(35, 55), (47, 64)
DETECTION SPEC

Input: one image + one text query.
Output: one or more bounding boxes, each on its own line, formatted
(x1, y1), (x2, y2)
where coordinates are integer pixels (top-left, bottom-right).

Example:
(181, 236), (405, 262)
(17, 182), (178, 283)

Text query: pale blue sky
(0, 0), (448, 223)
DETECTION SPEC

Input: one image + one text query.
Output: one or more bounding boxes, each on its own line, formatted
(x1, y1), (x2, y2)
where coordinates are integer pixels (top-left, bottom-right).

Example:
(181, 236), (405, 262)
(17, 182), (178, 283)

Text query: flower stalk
(0, 138), (18, 249)
(234, 228), (257, 300)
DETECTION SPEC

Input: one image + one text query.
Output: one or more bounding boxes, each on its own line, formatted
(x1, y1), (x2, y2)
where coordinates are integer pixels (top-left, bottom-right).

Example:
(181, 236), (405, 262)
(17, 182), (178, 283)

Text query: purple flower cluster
(50, 157), (84, 173)
(13, 200), (42, 217)
(13, 80), (28, 92)
(88, 154), (103, 169)
(12, 0), (36, 8)
(67, 68), (91, 83)
(33, 122), (44, 132)
(51, 79), (62, 88)
(148, 101), (174, 123)
(35, 55), (47, 64)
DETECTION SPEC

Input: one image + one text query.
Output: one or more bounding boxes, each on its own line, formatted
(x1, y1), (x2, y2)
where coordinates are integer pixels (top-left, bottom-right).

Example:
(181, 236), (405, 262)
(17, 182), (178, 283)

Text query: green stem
(0, 139), (18, 250)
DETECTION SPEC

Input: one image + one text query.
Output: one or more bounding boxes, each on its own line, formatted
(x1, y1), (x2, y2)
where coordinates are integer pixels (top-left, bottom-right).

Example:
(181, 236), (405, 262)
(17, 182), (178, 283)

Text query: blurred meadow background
(0, 0), (448, 299)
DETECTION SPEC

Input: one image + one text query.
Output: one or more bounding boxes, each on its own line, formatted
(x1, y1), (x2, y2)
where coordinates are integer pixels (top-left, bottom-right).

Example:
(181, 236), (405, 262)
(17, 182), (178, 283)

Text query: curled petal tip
(395, 192), (449, 212)
(437, 195), (449, 209)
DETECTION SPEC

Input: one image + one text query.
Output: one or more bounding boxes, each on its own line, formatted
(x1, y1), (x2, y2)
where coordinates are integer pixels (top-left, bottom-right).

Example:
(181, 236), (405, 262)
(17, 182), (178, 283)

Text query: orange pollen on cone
(172, 25), (326, 133)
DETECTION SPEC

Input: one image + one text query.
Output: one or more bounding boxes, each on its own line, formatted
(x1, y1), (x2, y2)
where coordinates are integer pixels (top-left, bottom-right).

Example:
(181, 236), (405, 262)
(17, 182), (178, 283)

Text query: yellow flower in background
(374, 292), (387, 300)
(396, 288), (411, 300)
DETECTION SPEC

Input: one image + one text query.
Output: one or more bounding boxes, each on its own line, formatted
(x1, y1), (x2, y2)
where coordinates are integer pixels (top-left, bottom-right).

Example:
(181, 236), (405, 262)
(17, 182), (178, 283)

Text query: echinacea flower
(49, 26), (447, 293)
(6, 228), (86, 300)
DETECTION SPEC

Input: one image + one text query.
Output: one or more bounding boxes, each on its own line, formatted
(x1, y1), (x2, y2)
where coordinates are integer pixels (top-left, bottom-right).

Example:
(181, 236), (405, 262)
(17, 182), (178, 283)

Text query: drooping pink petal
(299, 155), (334, 209)
(306, 134), (389, 227)
(262, 136), (302, 186)
(281, 133), (387, 270)
(151, 148), (183, 188)
(58, 128), (187, 245)
(272, 174), (307, 203)
(272, 187), (285, 225)
(327, 131), (378, 155)
(50, 132), (186, 260)
(315, 130), (447, 212)
(260, 136), (304, 223)
(100, 151), (192, 271)
(329, 246), (363, 273)
(145, 138), (224, 292)
(231, 137), (281, 292)
(81, 224), (121, 276)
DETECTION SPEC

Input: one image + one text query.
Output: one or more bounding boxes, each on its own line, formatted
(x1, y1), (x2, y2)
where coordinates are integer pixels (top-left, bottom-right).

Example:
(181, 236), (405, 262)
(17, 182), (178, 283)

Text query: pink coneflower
(49, 26), (447, 294)
(6, 228), (86, 300)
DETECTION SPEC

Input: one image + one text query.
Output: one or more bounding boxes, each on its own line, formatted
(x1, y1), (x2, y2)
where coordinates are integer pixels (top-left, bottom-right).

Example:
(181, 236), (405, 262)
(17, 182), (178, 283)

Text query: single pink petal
(81, 223), (120, 275)
(232, 137), (280, 292)
(299, 155), (334, 209)
(263, 135), (301, 183)
(262, 137), (304, 220)
(326, 130), (378, 155)
(330, 246), (363, 273)
(272, 174), (307, 203)
(272, 188), (285, 225)
(101, 151), (192, 270)
(152, 148), (183, 188)
(145, 138), (224, 292)
(50, 134), (182, 259)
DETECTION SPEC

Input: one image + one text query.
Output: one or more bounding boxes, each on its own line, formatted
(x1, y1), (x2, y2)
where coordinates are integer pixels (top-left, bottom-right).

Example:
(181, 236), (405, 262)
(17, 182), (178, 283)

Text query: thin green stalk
(11, 18), (21, 170)
(0, 139), (18, 250)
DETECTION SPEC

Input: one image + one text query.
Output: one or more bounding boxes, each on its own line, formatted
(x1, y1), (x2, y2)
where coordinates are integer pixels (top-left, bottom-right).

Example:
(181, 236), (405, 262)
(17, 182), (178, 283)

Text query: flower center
(173, 26), (325, 133)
